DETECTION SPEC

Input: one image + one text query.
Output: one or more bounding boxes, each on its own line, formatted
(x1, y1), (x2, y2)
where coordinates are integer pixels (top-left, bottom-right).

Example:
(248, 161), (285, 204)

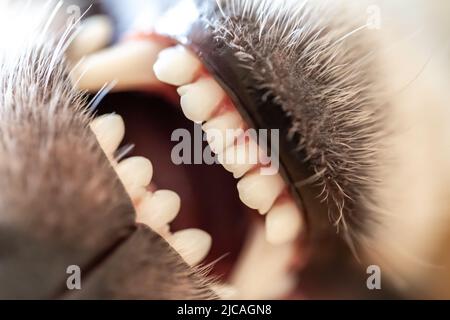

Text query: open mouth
(67, 0), (394, 299)
(3, 0), (450, 301)
(86, 46), (307, 299)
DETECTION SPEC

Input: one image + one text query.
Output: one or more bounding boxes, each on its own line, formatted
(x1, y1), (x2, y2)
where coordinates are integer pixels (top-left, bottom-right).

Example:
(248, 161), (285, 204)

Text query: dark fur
(198, 0), (386, 242)
(0, 3), (215, 299)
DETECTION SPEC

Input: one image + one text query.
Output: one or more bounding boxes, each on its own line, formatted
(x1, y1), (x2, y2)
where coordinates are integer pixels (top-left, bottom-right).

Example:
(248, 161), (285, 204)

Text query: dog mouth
(82, 42), (364, 299)
(91, 92), (306, 298)
(73, 12), (315, 295)
(87, 67), (379, 299)
(68, 0), (392, 299)
(4, 0), (449, 301)
(67, 0), (315, 301)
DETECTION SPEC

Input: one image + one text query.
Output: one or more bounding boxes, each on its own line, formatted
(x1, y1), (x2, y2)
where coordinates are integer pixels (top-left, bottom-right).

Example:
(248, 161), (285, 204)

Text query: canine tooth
(219, 139), (260, 178)
(90, 114), (125, 156)
(170, 229), (212, 266)
(230, 223), (297, 299)
(72, 40), (165, 91)
(68, 15), (113, 61)
(266, 200), (304, 245)
(178, 77), (226, 123)
(136, 190), (181, 230)
(153, 45), (201, 86)
(203, 111), (244, 153)
(116, 157), (153, 197)
(237, 173), (285, 214)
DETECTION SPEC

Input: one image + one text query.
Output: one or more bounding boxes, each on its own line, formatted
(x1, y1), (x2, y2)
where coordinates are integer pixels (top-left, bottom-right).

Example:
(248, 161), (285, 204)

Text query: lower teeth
(91, 112), (213, 267)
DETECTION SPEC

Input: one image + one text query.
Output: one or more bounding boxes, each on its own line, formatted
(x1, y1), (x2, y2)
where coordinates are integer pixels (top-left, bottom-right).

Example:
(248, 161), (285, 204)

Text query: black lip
(154, 0), (335, 242)
(88, 0), (406, 299)
(151, 1), (393, 298)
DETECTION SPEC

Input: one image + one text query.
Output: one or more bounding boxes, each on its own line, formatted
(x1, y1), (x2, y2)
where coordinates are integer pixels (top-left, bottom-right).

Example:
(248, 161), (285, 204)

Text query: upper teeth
(153, 45), (202, 86)
(86, 37), (305, 291)
(265, 199), (304, 245)
(178, 77), (226, 123)
(202, 109), (244, 153)
(230, 223), (298, 299)
(237, 172), (285, 215)
(68, 15), (113, 62)
(153, 45), (305, 246)
(218, 138), (260, 179)
(72, 40), (166, 92)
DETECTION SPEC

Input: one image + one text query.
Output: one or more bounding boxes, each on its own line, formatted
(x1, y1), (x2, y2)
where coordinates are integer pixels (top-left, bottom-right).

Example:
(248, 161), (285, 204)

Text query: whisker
(115, 144), (135, 162)
(87, 80), (118, 113)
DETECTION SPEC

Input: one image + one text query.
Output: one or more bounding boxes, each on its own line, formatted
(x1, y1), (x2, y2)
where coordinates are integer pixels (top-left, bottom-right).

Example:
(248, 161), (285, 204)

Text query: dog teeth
(136, 190), (181, 231)
(116, 157), (153, 199)
(72, 40), (165, 91)
(68, 15), (113, 62)
(237, 172), (285, 214)
(129, 187), (147, 203)
(203, 110), (244, 153)
(177, 77), (226, 123)
(153, 45), (201, 86)
(152, 48), (303, 248)
(169, 229), (212, 266)
(266, 199), (304, 245)
(219, 139), (260, 179)
(230, 223), (297, 299)
(90, 114), (125, 156)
